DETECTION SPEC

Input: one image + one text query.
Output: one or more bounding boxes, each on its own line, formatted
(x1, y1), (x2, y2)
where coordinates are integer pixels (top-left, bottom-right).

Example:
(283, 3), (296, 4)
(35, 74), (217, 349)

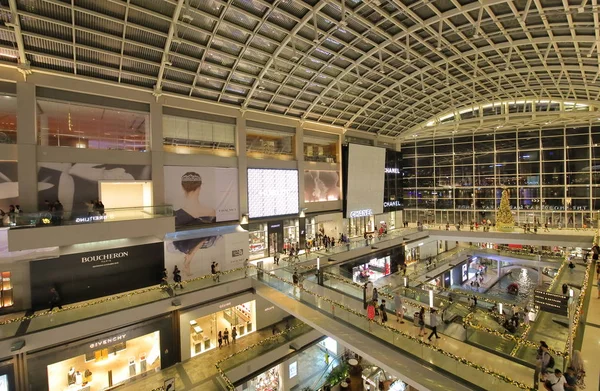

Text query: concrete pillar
(16, 81), (38, 211)
(296, 125), (304, 210)
(497, 259), (501, 276)
(236, 113), (248, 217)
(149, 101), (165, 206)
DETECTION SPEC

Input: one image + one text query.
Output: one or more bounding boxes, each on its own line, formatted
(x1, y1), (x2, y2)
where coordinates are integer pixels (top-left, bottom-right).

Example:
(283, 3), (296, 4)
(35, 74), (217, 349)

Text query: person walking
(394, 292), (405, 323)
(218, 331), (223, 349)
(160, 268), (169, 289)
(562, 283), (569, 295)
(417, 307), (426, 337)
(367, 300), (376, 322)
(211, 261), (217, 282)
(534, 341), (554, 388)
(274, 251), (279, 265)
(49, 287), (62, 311)
(372, 288), (379, 303)
(232, 326), (237, 344)
(173, 265), (183, 289)
(427, 309), (441, 341)
(223, 328), (230, 345)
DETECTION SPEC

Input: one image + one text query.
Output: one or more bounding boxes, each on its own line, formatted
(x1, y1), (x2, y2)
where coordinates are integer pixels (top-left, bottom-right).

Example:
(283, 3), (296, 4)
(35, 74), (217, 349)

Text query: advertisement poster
(37, 163), (151, 211)
(247, 169), (298, 218)
(0, 161), (18, 213)
(29, 242), (164, 309)
(304, 170), (340, 203)
(164, 166), (239, 227)
(164, 228), (248, 278)
(461, 263), (468, 283)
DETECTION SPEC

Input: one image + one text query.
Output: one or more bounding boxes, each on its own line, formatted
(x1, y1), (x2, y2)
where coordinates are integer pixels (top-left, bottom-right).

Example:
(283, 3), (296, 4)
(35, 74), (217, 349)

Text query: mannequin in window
(67, 367), (76, 385)
(174, 172), (216, 226)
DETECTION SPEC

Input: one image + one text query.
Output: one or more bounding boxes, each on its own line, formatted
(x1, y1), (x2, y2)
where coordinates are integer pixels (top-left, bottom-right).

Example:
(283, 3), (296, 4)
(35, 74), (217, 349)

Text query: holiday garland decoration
(496, 187), (515, 228)
(0, 266), (248, 326)
(564, 261), (591, 356)
(263, 268), (536, 390)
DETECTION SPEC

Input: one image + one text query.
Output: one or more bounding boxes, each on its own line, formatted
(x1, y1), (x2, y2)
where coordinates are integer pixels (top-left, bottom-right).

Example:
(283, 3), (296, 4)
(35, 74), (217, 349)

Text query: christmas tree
(496, 188), (514, 228)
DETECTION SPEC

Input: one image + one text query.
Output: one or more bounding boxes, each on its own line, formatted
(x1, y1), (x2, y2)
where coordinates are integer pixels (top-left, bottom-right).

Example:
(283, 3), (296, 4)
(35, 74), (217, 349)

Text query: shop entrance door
(267, 221), (284, 257)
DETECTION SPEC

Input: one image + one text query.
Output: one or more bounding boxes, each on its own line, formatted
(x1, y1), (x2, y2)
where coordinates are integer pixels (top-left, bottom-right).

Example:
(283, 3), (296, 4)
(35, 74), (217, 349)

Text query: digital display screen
(344, 144), (386, 217)
(248, 169), (299, 218)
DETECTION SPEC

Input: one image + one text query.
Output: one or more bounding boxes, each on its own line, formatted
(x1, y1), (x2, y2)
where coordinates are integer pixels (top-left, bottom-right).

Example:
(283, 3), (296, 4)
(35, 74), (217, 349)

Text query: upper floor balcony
(4, 205), (175, 251)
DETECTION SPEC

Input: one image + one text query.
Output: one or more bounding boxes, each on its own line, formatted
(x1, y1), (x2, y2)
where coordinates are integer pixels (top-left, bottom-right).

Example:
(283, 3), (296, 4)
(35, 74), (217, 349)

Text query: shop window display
(353, 256), (391, 283)
(249, 224), (267, 260)
(240, 365), (281, 391)
(189, 301), (256, 357)
(46, 331), (161, 391)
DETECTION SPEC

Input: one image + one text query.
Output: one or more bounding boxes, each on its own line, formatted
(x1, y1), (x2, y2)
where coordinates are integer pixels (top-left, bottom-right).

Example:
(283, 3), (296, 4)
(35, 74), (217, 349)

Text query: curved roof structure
(0, 0), (598, 138)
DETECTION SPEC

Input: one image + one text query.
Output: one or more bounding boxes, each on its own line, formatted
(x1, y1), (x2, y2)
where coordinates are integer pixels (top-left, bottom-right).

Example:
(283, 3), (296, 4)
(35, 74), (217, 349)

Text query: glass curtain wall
(402, 125), (598, 227)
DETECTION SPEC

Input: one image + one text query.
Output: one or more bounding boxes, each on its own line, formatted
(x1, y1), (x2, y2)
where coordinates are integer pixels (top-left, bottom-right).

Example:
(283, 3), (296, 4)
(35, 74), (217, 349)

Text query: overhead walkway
(254, 270), (535, 391)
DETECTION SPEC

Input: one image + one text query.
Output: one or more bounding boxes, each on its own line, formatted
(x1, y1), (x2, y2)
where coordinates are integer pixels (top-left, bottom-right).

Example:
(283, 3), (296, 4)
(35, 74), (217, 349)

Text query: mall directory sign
(533, 289), (568, 316)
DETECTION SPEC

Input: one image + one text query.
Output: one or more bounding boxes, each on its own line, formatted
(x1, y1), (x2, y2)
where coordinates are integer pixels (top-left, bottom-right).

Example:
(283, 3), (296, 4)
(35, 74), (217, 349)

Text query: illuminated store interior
(188, 301), (256, 358)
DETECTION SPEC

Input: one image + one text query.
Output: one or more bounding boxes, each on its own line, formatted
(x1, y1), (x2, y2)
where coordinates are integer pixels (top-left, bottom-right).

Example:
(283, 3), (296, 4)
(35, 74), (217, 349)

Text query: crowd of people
(0, 204), (22, 226)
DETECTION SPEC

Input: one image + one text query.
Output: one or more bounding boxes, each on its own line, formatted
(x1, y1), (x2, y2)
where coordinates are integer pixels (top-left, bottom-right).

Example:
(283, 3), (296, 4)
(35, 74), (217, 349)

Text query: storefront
(27, 315), (176, 391)
(180, 293), (257, 361)
(248, 219), (301, 259)
(348, 214), (375, 238)
(187, 301), (255, 358)
(449, 260), (469, 288)
(29, 241), (164, 309)
(98, 180), (153, 209)
(337, 246), (404, 283)
(0, 271), (13, 310)
(305, 212), (344, 245)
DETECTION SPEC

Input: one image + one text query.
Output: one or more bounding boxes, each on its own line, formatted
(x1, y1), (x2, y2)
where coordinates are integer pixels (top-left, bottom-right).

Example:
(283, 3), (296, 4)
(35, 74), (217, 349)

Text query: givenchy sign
(82, 251), (129, 263)
(89, 333), (127, 349)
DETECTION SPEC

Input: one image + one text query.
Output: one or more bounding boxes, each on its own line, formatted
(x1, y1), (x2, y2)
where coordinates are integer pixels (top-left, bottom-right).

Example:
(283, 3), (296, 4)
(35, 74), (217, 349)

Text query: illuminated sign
(383, 201), (402, 207)
(349, 209), (373, 218)
(89, 333), (127, 349)
(82, 251), (128, 263)
(75, 215), (111, 223)
(385, 167), (400, 174)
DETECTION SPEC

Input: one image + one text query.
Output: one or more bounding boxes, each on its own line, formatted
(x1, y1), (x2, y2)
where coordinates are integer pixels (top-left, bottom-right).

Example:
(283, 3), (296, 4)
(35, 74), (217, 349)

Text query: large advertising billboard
(304, 170), (340, 203)
(247, 168), (298, 218)
(342, 144), (386, 218)
(37, 163), (151, 211)
(164, 227), (248, 278)
(383, 150), (403, 211)
(164, 166), (239, 227)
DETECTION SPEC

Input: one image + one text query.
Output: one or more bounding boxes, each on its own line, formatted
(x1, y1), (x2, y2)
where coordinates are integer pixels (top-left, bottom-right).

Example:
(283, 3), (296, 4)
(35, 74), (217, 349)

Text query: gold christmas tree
(496, 188), (514, 228)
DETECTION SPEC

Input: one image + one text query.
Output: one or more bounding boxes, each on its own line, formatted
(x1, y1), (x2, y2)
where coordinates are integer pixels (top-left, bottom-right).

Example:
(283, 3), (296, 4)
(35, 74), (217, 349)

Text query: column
(149, 101), (165, 206)
(16, 81), (38, 212)
(39, 114), (49, 146)
(296, 124), (304, 210)
(236, 113), (248, 217)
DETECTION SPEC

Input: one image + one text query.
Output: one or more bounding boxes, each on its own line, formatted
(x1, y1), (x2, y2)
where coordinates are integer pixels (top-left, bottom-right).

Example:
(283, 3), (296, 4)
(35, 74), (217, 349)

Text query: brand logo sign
(232, 249), (244, 257)
(269, 224), (281, 228)
(264, 306), (275, 312)
(89, 334), (127, 349)
(219, 302), (232, 309)
(81, 251), (129, 263)
(383, 201), (403, 207)
(75, 215), (111, 223)
(349, 209), (373, 218)
(384, 167), (400, 174)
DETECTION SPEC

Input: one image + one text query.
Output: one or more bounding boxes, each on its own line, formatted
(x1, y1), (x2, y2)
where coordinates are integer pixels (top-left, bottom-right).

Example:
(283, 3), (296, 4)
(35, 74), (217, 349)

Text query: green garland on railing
(564, 261), (591, 356)
(0, 266), (248, 326)
(215, 322), (308, 391)
(262, 268), (535, 390)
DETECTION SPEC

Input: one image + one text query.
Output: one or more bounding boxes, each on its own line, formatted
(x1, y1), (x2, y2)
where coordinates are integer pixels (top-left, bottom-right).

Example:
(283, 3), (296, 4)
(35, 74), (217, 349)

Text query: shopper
(160, 268), (169, 289)
(218, 331), (223, 348)
(596, 262), (600, 280)
(535, 341), (554, 388)
(563, 367), (577, 391)
(568, 261), (575, 273)
(394, 293), (405, 323)
(562, 283), (569, 295)
(211, 261), (217, 281)
(427, 309), (440, 341)
(48, 287), (62, 311)
(372, 288), (379, 303)
(173, 266), (183, 289)
(367, 300), (376, 321)
(379, 299), (388, 323)
(232, 326), (237, 344)
(214, 262), (220, 282)
(223, 328), (230, 345)
(417, 307), (426, 337)
(544, 369), (567, 391)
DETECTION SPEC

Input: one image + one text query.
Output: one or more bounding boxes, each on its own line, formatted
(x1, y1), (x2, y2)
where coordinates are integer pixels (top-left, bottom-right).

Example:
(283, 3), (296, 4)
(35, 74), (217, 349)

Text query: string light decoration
(564, 261), (591, 356)
(0, 266), (248, 326)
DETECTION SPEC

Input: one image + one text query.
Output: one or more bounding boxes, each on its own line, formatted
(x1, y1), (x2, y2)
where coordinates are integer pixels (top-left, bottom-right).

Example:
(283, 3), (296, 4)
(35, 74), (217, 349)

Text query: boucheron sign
(81, 251), (129, 263)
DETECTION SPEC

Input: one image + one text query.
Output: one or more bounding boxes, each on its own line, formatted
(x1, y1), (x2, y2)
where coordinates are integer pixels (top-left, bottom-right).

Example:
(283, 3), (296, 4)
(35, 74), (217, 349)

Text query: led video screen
(248, 169), (299, 218)
(344, 144), (386, 217)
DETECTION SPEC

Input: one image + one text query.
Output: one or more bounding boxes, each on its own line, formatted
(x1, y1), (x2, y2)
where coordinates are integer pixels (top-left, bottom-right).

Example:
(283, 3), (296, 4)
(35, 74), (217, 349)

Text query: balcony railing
(3, 205), (173, 229)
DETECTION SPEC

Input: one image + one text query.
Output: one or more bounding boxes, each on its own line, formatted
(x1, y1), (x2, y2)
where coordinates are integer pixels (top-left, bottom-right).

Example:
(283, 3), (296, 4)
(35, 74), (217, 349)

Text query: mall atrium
(0, 0), (598, 390)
